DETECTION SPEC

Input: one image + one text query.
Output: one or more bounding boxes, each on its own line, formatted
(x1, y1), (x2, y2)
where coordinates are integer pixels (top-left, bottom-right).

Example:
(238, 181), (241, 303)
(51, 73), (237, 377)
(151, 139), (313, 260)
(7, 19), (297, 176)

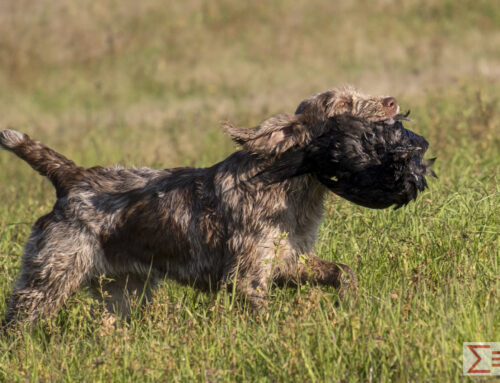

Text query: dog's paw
(0, 129), (25, 149)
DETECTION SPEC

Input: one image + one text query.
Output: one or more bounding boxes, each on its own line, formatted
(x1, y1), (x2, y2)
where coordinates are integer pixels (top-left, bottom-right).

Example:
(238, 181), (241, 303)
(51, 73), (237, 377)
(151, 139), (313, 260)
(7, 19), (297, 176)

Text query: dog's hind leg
(2, 218), (99, 327)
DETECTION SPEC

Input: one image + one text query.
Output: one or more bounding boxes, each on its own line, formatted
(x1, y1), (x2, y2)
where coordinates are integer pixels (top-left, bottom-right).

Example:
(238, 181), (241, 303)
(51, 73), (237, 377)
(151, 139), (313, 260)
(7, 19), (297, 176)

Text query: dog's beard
(259, 113), (436, 209)
(380, 109), (411, 125)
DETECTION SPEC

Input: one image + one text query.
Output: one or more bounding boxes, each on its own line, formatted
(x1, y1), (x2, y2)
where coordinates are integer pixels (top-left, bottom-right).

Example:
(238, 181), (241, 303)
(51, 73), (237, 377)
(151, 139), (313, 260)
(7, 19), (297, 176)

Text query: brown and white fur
(0, 87), (399, 327)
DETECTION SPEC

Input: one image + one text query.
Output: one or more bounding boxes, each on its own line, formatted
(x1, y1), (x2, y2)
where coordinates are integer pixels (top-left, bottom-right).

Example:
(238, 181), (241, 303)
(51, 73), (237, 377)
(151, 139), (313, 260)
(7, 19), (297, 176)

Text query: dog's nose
(383, 97), (398, 109)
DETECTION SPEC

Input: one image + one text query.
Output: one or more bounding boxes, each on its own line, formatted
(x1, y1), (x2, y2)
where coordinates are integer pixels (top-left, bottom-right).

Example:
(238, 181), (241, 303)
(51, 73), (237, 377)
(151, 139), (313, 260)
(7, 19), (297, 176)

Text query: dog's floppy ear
(223, 123), (258, 146)
(223, 114), (309, 156)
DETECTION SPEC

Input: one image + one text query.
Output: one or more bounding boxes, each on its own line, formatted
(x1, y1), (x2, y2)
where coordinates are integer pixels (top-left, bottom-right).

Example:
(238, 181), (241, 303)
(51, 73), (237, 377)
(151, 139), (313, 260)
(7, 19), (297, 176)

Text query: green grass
(0, 1), (499, 381)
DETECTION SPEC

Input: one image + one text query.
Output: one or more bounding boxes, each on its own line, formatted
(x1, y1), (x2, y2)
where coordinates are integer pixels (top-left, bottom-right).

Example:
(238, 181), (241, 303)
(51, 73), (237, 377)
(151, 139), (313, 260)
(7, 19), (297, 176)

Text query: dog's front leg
(231, 258), (274, 311)
(292, 254), (358, 299)
(236, 272), (269, 311)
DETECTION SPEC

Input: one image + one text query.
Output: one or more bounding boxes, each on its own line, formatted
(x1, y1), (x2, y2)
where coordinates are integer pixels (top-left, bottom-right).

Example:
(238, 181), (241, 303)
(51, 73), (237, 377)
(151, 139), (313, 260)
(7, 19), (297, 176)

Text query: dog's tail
(0, 129), (83, 197)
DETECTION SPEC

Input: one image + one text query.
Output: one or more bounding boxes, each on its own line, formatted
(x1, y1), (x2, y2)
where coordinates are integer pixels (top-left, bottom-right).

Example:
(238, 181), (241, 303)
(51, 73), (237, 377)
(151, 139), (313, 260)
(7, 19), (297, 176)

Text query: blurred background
(0, 1), (499, 380)
(0, 0), (498, 168)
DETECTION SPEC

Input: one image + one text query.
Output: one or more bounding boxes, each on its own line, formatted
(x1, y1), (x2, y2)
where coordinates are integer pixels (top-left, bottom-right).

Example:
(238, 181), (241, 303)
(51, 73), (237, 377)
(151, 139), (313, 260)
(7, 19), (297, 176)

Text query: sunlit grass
(0, 0), (499, 381)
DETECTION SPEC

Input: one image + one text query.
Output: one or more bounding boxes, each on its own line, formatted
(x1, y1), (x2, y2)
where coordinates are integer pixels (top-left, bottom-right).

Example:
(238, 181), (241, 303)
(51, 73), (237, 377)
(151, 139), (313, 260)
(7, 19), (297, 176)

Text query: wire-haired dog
(0, 87), (431, 327)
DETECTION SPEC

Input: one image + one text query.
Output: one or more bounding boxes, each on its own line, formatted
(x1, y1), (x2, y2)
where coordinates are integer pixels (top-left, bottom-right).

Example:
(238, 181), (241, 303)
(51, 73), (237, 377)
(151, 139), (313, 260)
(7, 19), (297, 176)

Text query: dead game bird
(260, 112), (436, 209)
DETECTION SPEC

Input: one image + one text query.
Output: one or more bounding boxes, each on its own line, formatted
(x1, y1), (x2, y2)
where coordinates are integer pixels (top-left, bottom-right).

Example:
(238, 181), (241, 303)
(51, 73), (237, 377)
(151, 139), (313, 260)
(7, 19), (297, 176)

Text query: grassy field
(0, 0), (499, 381)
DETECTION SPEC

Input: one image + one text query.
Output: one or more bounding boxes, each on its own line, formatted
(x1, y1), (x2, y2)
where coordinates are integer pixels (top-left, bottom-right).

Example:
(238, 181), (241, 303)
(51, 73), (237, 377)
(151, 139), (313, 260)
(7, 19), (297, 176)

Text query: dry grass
(0, 1), (499, 381)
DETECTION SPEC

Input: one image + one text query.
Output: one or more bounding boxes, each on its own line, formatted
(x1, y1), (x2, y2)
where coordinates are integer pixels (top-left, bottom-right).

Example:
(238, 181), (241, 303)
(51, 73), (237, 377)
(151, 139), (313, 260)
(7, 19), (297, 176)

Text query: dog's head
(224, 86), (402, 158)
(295, 85), (400, 123)
(224, 88), (435, 209)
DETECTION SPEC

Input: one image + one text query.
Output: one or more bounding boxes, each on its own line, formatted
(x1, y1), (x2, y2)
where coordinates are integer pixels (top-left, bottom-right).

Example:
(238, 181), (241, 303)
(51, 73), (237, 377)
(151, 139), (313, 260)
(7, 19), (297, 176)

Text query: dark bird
(263, 112), (436, 209)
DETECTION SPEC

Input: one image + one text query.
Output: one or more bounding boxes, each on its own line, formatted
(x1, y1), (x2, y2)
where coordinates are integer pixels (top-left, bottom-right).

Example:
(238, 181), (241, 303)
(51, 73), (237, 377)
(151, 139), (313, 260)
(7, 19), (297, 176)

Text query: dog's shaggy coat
(0, 87), (402, 326)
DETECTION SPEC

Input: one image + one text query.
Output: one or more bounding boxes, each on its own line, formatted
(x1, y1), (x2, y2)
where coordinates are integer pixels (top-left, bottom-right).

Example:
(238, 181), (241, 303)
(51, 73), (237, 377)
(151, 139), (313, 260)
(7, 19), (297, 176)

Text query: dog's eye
(337, 100), (351, 109)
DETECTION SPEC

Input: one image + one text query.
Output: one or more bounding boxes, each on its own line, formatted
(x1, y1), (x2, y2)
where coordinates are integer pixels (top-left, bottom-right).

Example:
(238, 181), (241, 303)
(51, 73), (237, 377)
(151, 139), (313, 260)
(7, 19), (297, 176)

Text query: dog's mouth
(380, 109), (410, 125)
